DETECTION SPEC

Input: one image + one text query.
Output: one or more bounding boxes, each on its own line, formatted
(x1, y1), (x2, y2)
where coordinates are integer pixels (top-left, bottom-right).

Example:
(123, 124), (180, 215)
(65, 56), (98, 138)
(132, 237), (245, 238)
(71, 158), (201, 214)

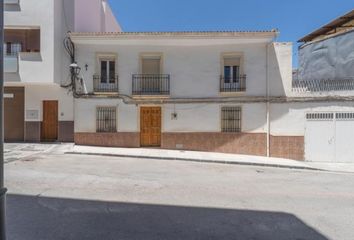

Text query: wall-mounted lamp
(70, 62), (81, 75)
(85, 64), (88, 71)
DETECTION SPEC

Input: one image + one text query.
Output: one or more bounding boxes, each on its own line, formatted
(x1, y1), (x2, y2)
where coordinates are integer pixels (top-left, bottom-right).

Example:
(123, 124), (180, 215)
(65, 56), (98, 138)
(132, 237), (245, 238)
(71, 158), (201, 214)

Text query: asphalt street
(4, 144), (354, 240)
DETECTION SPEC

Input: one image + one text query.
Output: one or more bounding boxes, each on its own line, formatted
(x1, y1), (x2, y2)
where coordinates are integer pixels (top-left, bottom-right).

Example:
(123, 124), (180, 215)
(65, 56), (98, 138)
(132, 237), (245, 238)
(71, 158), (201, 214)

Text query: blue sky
(108, 0), (354, 67)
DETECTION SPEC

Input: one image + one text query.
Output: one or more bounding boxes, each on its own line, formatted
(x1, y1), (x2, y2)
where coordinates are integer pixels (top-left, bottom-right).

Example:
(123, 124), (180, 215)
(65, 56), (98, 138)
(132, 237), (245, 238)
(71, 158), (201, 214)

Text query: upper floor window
(93, 54), (118, 93)
(4, 29), (40, 54)
(224, 57), (241, 83)
(141, 55), (162, 74)
(132, 53), (170, 96)
(220, 53), (246, 92)
(100, 58), (116, 83)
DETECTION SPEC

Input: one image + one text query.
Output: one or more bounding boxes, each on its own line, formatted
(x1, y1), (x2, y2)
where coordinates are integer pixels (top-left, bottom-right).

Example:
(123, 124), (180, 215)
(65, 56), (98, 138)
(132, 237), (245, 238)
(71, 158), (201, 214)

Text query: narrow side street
(4, 145), (354, 240)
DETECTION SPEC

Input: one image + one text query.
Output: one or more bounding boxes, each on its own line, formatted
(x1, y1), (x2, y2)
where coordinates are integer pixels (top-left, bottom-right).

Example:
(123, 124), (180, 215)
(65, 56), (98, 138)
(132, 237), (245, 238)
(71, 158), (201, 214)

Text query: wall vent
(306, 112), (334, 121)
(307, 112), (354, 121)
(336, 112), (354, 120)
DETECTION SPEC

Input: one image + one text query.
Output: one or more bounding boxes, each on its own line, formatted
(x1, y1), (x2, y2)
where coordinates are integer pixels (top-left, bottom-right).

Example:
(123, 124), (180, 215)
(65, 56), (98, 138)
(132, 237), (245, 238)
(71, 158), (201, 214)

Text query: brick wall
(162, 132), (267, 157)
(74, 132), (305, 161)
(75, 132), (140, 148)
(270, 136), (304, 161)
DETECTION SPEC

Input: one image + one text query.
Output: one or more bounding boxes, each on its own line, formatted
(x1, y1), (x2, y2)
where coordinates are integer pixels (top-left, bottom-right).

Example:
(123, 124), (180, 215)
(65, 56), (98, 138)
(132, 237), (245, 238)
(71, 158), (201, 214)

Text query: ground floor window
(96, 107), (117, 132)
(221, 106), (241, 132)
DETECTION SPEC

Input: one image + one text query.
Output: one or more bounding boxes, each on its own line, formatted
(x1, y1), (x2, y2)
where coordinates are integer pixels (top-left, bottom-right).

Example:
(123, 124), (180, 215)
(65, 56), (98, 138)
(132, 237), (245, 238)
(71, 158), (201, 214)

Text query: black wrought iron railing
(292, 78), (354, 92)
(132, 74), (170, 95)
(220, 75), (247, 92)
(93, 75), (119, 93)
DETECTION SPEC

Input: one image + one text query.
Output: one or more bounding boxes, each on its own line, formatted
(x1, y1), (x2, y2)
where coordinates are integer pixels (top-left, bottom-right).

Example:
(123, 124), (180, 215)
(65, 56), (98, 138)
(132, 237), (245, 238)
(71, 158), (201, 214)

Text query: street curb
(65, 151), (322, 171)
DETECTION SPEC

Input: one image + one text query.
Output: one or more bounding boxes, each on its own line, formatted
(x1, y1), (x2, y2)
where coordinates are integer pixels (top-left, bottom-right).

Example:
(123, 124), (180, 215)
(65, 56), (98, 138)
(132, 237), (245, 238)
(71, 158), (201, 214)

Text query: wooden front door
(42, 101), (58, 141)
(140, 107), (161, 147)
(4, 87), (25, 142)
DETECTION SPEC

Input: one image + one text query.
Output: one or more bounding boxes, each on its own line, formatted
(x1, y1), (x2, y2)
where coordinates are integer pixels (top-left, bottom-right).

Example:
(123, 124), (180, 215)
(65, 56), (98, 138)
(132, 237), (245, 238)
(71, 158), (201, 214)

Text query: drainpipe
(0, 1), (7, 239)
(266, 42), (271, 158)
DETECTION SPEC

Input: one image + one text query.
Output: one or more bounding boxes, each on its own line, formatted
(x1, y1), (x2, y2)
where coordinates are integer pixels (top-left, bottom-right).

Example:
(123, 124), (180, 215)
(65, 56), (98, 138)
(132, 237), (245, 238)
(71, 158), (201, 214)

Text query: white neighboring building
(289, 9), (354, 163)
(4, 0), (120, 142)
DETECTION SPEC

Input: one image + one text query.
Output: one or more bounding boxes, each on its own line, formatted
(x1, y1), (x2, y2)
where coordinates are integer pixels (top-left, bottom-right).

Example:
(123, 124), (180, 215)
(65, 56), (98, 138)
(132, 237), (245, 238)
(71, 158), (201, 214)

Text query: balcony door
(142, 57), (161, 75)
(97, 58), (117, 92)
(223, 57), (241, 89)
(141, 56), (161, 93)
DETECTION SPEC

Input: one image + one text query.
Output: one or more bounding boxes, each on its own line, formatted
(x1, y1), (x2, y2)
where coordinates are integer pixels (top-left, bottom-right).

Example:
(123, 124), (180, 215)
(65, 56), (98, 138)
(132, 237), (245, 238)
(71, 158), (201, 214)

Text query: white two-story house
(4, 0), (120, 142)
(69, 31), (302, 159)
(70, 16), (354, 163)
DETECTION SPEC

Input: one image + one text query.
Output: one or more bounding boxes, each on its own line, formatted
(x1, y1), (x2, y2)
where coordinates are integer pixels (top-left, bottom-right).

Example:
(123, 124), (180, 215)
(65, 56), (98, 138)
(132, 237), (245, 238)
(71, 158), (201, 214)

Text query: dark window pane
(233, 66), (240, 83)
(224, 66), (231, 83)
(109, 61), (115, 83)
(101, 61), (107, 83)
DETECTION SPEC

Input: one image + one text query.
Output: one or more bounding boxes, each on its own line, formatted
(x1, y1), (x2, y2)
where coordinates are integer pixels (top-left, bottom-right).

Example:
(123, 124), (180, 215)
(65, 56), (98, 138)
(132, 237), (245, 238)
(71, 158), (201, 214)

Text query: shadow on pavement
(7, 194), (328, 240)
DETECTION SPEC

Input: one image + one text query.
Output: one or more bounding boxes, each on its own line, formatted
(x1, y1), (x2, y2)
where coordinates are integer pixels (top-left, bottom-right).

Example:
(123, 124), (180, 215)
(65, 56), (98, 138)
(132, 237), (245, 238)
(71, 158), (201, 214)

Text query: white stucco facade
(70, 31), (354, 162)
(72, 34), (291, 98)
(270, 102), (354, 136)
(74, 99), (268, 134)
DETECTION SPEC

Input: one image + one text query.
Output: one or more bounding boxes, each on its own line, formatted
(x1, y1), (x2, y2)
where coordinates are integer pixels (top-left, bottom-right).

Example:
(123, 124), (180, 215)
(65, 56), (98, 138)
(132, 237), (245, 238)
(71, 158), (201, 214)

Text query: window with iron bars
(221, 107), (242, 132)
(96, 107), (117, 133)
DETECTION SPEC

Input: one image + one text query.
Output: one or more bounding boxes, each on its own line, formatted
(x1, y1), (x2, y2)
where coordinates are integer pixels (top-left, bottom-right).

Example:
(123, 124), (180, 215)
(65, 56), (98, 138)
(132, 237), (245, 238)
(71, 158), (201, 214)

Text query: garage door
(305, 112), (354, 163)
(4, 87), (25, 142)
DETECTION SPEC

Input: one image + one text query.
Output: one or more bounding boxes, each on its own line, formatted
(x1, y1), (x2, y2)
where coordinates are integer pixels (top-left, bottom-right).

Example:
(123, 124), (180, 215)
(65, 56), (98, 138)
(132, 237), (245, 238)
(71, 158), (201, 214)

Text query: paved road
(4, 145), (354, 240)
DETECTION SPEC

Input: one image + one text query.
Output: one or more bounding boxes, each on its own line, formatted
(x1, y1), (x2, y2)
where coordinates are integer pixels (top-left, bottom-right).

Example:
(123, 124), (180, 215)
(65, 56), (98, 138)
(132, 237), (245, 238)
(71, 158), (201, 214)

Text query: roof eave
(298, 9), (354, 43)
(69, 31), (279, 42)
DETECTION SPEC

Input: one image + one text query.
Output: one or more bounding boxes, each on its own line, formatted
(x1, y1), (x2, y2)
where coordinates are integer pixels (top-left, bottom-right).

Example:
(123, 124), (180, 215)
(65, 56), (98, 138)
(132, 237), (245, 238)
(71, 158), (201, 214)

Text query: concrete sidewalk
(4, 143), (354, 173)
(68, 145), (320, 171)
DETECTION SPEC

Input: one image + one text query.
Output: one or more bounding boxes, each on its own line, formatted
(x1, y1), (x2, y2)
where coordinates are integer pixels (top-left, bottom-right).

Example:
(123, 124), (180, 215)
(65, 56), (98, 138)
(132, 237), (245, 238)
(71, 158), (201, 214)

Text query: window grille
(96, 107), (117, 132)
(306, 113), (334, 121)
(221, 107), (241, 132)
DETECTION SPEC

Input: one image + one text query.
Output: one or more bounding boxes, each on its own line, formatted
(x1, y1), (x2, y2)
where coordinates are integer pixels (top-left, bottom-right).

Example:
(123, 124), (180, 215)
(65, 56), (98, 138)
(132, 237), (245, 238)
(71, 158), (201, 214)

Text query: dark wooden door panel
(42, 101), (58, 141)
(140, 107), (161, 147)
(4, 87), (24, 141)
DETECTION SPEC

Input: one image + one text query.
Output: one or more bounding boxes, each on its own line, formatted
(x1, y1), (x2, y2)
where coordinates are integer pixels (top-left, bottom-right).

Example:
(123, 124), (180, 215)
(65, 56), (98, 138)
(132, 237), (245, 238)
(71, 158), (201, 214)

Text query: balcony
(4, 29), (40, 74)
(132, 74), (170, 96)
(93, 75), (119, 93)
(5, 0), (19, 4)
(4, 54), (18, 73)
(220, 75), (246, 93)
